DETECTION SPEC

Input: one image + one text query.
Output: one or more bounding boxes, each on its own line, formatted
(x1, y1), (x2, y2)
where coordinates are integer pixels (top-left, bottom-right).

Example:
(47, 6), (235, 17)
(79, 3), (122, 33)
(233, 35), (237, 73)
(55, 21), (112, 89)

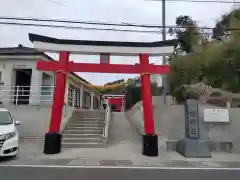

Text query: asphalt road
(0, 166), (239, 180)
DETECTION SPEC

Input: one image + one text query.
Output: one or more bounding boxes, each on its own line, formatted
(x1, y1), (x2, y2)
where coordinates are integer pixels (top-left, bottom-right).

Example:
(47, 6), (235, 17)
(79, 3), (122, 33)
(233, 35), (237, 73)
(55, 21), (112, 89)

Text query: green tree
(169, 15), (202, 54)
(212, 8), (240, 40)
(169, 11), (240, 95)
(105, 79), (125, 86)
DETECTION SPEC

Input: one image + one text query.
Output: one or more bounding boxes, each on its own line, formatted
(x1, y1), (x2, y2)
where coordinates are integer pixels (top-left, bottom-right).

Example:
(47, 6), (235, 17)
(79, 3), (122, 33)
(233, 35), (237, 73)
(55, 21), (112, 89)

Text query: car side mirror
(15, 120), (20, 125)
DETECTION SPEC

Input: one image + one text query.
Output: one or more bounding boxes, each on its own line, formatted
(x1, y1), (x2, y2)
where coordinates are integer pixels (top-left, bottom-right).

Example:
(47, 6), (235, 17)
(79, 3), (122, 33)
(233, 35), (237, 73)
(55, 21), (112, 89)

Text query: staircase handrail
(103, 102), (112, 144)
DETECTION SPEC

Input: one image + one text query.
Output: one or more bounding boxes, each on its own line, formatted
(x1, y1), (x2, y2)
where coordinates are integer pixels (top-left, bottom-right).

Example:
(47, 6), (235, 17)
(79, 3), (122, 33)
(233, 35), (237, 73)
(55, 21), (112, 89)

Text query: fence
(0, 85), (77, 106)
(103, 101), (112, 146)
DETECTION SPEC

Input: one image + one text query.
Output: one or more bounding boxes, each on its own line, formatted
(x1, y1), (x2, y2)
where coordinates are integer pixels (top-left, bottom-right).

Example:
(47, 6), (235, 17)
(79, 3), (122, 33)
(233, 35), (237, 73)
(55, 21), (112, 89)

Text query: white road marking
(0, 164), (240, 170)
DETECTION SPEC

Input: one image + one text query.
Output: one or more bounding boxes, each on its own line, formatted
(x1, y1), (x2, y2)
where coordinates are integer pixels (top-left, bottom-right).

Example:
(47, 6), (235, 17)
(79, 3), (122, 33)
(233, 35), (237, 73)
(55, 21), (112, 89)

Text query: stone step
(69, 120), (105, 124)
(62, 137), (102, 143)
(72, 117), (105, 119)
(62, 142), (102, 148)
(70, 120), (105, 123)
(65, 127), (104, 131)
(71, 116), (104, 119)
(73, 113), (105, 117)
(63, 134), (102, 138)
(71, 118), (105, 121)
(73, 116), (105, 118)
(74, 111), (105, 114)
(67, 123), (105, 128)
(64, 129), (103, 134)
(73, 114), (104, 116)
(67, 121), (105, 126)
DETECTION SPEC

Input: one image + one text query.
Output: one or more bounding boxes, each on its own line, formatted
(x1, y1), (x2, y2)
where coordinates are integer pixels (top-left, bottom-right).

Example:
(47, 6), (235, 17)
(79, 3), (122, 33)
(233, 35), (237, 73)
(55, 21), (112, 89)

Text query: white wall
(30, 63), (43, 105)
(40, 72), (54, 103)
(0, 56), (57, 105)
(0, 57), (43, 105)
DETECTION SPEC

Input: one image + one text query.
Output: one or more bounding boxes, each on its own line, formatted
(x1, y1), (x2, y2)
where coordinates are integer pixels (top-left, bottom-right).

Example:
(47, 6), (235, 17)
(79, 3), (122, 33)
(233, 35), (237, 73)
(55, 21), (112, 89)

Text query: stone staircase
(62, 110), (106, 148)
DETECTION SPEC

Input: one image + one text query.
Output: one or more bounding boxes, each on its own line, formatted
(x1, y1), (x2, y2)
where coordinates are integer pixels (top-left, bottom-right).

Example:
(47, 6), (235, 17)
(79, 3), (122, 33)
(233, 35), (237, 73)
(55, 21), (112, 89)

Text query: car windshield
(0, 111), (13, 125)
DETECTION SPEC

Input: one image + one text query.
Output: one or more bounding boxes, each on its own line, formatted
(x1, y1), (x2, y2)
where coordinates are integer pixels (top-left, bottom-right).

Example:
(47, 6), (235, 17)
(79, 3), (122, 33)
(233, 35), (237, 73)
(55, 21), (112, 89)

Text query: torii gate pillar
(139, 54), (157, 156)
(44, 52), (69, 154)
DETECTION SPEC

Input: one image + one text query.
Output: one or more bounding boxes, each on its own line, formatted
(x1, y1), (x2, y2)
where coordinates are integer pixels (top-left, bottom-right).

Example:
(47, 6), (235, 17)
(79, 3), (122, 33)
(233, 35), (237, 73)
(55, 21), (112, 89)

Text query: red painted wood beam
(69, 63), (170, 74)
(37, 60), (170, 74)
(139, 54), (155, 135)
(68, 63), (143, 74)
(48, 52), (69, 133)
(37, 60), (169, 74)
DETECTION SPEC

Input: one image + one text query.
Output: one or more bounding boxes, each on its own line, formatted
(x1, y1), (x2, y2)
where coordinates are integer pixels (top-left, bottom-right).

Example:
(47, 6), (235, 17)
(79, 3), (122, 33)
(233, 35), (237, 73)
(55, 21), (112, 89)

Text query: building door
(83, 91), (91, 109)
(93, 96), (99, 109)
(14, 69), (32, 105)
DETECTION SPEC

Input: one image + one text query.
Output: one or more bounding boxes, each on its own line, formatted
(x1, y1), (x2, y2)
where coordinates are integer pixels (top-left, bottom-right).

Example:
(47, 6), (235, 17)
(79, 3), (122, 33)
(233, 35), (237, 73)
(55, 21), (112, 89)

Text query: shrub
(209, 91), (223, 97)
(174, 86), (187, 104)
(185, 90), (200, 100)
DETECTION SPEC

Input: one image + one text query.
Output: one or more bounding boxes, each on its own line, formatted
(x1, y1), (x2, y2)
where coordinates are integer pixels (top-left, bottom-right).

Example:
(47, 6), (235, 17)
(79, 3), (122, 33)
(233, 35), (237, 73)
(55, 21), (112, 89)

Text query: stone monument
(176, 99), (211, 158)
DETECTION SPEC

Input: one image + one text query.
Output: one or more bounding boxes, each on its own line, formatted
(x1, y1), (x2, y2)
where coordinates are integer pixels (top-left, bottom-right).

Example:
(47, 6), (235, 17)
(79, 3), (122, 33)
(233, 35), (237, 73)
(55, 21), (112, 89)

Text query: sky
(0, 0), (236, 85)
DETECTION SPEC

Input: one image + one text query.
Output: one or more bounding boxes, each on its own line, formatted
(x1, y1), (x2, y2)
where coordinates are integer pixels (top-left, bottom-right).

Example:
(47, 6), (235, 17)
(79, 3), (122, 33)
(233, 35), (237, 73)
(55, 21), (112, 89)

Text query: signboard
(184, 99), (200, 139)
(204, 109), (230, 123)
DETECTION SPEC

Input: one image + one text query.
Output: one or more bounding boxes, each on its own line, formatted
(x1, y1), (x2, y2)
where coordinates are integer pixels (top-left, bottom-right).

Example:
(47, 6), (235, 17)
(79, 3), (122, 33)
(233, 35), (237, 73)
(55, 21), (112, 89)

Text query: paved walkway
(107, 112), (142, 149)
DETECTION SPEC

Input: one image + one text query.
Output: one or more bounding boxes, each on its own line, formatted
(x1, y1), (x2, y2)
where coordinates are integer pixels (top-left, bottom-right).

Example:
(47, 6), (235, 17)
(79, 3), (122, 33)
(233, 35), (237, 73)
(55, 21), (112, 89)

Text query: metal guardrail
(0, 85), (77, 106)
(102, 102), (112, 146)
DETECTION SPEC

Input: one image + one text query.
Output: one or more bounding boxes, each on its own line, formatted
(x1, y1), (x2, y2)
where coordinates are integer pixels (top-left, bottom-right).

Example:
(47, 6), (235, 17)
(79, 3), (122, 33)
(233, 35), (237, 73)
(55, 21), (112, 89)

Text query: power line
(48, 0), (240, 6)
(1, 17), (240, 34)
(0, 16), (165, 28)
(0, 16), (220, 30)
(0, 21), (161, 34)
(148, 0), (240, 3)
(0, 20), (237, 36)
(170, 0), (240, 3)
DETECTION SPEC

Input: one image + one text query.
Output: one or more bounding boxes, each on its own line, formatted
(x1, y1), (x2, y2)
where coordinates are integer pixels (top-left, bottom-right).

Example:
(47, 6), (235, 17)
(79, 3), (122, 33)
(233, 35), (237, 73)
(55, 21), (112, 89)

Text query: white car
(0, 108), (20, 157)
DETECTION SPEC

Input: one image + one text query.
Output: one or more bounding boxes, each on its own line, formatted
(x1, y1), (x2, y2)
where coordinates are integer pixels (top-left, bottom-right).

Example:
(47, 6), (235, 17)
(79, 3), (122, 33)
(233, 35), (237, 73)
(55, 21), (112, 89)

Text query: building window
(83, 91), (91, 108)
(68, 84), (75, 106)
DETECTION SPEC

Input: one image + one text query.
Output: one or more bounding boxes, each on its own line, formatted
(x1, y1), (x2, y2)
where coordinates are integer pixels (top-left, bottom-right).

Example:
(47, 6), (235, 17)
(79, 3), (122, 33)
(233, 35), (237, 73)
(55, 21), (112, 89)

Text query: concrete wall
(125, 103), (144, 135)
(126, 96), (240, 152)
(61, 105), (75, 132)
(2, 104), (75, 138)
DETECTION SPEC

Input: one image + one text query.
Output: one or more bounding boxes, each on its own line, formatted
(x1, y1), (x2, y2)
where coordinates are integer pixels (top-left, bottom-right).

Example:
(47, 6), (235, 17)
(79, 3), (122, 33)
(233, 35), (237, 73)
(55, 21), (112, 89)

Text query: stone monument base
(176, 139), (211, 158)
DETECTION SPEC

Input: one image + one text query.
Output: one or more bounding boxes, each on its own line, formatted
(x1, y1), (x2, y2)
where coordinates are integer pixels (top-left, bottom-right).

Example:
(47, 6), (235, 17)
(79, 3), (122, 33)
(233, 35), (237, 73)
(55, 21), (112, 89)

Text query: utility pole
(162, 0), (167, 104)
(145, 0), (167, 104)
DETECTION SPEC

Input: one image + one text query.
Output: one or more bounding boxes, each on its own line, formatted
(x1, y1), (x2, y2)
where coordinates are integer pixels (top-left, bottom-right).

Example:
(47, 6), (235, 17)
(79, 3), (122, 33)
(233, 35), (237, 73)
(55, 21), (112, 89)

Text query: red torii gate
(29, 33), (176, 157)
